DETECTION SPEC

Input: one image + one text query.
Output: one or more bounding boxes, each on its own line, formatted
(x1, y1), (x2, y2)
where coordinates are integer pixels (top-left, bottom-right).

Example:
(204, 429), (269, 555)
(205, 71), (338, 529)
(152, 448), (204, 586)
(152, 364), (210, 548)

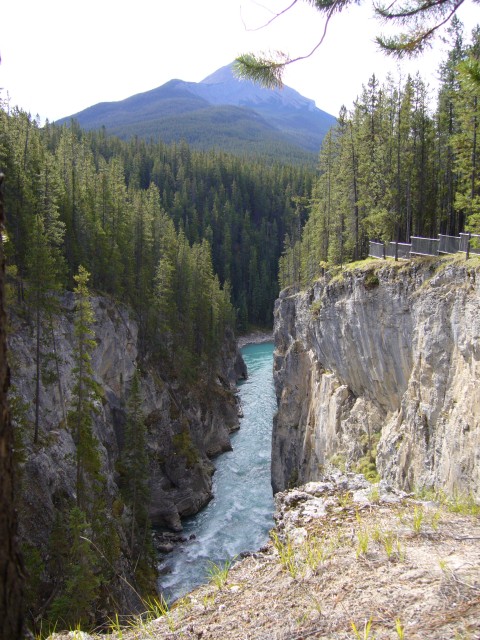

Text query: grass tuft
(206, 558), (234, 590)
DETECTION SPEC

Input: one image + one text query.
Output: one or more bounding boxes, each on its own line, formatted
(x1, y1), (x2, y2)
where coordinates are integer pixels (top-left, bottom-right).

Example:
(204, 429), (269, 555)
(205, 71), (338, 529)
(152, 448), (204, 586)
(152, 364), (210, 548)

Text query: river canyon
(159, 341), (276, 602)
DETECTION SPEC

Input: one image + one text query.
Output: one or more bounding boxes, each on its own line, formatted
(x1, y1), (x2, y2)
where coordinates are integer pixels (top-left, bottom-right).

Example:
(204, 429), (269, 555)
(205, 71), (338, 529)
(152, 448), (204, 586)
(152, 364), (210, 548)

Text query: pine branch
(233, 54), (288, 89)
(234, 0), (347, 87)
(241, 0), (300, 31)
(374, 0), (457, 21)
(376, 0), (465, 56)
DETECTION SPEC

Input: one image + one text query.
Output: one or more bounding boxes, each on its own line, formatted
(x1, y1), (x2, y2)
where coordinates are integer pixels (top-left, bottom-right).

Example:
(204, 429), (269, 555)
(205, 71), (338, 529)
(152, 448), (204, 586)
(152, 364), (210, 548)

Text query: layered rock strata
(272, 259), (480, 500)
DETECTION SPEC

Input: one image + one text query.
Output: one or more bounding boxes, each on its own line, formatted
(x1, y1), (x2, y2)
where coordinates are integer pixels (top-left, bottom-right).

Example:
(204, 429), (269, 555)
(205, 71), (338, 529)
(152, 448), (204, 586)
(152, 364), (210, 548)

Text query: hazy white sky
(0, 0), (479, 123)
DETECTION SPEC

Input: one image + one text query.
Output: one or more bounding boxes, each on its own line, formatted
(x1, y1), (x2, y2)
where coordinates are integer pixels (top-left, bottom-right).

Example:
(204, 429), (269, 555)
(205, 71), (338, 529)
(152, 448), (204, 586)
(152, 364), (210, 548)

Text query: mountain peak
(201, 62), (239, 85)
(196, 62), (314, 109)
(55, 63), (336, 161)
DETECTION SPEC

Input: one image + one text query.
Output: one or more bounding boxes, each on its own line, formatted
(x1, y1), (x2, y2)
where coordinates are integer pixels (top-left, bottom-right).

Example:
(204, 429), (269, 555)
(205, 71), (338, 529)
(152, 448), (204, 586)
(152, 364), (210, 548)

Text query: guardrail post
(382, 243), (386, 260)
(466, 232), (471, 260)
(394, 241), (398, 262)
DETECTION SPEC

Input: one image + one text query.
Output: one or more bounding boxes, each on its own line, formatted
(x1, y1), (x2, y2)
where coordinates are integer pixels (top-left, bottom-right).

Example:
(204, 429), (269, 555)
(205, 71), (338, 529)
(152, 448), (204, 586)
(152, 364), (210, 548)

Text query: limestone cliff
(8, 293), (244, 617)
(272, 258), (480, 500)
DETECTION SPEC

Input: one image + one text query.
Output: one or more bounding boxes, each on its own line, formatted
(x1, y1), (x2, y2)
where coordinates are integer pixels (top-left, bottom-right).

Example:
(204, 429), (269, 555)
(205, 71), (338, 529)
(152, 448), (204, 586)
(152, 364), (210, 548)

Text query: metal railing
(369, 241), (385, 260)
(460, 233), (480, 256)
(369, 232), (480, 261)
(385, 242), (411, 260)
(410, 236), (440, 256)
(439, 234), (461, 254)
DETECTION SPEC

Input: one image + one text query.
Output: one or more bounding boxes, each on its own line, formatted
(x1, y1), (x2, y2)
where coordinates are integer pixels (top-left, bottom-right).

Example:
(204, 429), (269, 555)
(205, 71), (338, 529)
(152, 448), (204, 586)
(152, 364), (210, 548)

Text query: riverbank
(156, 342), (276, 603)
(237, 330), (274, 348)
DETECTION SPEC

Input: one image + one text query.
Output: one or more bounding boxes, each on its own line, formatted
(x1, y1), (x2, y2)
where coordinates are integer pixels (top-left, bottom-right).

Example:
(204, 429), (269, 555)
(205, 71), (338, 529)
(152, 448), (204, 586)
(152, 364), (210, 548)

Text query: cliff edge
(50, 472), (480, 639)
(272, 256), (480, 499)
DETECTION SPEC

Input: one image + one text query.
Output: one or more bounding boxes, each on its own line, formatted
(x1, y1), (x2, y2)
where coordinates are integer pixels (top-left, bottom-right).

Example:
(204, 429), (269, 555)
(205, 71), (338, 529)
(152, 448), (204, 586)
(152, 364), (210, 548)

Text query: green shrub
(172, 429), (199, 468)
(364, 270), (380, 290)
(310, 300), (322, 317)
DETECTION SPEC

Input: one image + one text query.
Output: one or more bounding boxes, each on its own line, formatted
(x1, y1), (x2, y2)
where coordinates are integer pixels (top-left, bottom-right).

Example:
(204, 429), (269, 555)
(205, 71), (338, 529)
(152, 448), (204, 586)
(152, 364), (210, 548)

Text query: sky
(0, 0), (479, 124)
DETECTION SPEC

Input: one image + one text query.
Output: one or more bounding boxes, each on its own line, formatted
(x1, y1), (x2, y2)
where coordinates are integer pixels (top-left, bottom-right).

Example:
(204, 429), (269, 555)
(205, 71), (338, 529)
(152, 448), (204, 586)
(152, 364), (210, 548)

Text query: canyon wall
(272, 259), (480, 500)
(9, 293), (245, 615)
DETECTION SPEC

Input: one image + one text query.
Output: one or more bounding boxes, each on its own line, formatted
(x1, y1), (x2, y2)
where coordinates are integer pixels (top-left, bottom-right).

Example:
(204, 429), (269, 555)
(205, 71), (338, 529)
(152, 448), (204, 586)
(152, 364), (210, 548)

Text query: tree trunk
(471, 97), (477, 219)
(0, 172), (24, 639)
(34, 300), (40, 444)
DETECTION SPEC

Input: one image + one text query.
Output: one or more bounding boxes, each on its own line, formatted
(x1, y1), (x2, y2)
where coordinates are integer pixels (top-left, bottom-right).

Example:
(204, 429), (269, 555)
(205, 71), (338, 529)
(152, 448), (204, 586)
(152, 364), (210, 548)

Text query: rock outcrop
(50, 472), (480, 640)
(9, 293), (244, 614)
(272, 258), (480, 500)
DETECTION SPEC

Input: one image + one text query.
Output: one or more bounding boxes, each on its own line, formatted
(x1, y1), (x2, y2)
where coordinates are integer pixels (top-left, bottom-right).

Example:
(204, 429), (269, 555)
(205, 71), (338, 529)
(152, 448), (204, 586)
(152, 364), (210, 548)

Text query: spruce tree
(25, 154), (65, 443)
(436, 16), (465, 234)
(48, 507), (101, 629)
(122, 370), (149, 548)
(68, 266), (102, 513)
(0, 169), (24, 639)
(119, 369), (154, 590)
(453, 28), (480, 233)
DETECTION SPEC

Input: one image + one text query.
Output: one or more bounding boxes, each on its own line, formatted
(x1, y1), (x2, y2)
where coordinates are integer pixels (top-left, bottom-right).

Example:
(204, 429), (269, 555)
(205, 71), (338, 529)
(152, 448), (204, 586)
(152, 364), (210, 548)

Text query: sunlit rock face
(272, 261), (480, 500)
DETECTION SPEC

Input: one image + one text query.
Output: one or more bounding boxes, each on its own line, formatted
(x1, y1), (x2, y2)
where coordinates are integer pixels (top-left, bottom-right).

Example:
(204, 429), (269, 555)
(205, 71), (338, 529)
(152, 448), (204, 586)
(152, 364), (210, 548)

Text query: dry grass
(51, 488), (480, 640)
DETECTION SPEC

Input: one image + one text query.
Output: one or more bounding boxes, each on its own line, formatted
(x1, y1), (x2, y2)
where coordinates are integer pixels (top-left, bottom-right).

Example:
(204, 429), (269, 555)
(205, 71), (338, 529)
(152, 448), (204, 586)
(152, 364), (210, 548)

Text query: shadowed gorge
(2, 20), (480, 636)
(158, 341), (276, 603)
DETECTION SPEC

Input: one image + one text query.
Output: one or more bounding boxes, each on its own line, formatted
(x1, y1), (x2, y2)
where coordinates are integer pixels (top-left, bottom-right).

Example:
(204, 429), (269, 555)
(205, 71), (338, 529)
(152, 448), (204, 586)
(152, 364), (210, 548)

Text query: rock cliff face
(9, 293), (245, 614)
(272, 259), (480, 500)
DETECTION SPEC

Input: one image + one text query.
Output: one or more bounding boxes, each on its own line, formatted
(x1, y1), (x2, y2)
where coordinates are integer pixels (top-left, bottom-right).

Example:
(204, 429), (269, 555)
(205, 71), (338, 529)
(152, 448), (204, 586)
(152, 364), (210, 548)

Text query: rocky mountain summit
(54, 63), (335, 161)
(50, 472), (480, 639)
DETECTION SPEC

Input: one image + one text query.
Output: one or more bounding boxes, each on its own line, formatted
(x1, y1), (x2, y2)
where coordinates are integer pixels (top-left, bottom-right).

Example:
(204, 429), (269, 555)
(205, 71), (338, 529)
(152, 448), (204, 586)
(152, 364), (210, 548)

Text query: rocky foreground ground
(52, 473), (480, 640)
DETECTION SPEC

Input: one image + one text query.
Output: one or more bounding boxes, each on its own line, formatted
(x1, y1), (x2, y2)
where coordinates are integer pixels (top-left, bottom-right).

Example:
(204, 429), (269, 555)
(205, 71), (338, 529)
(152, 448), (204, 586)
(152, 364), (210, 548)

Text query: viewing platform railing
(369, 232), (480, 261)
(386, 241), (412, 260)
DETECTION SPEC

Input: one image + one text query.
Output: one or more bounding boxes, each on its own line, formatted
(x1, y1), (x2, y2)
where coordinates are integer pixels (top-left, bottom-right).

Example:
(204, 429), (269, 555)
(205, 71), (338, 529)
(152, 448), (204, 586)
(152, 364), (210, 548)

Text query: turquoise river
(159, 341), (276, 603)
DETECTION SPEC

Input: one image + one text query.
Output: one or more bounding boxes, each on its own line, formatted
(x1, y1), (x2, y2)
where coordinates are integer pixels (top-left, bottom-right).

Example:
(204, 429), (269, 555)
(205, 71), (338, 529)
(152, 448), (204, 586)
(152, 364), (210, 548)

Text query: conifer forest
(279, 21), (480, 288)
(1, 16), (480, 634)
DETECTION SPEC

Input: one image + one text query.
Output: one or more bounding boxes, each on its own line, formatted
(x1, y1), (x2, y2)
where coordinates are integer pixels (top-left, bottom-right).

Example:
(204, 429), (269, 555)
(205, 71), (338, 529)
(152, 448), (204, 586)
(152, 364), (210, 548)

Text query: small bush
(310, 300), (322, 317)
(354, 455), (380, 483)
(364, 270), (380, 290)
(172, 429), (199, 468)
(329, 453), (346, 472)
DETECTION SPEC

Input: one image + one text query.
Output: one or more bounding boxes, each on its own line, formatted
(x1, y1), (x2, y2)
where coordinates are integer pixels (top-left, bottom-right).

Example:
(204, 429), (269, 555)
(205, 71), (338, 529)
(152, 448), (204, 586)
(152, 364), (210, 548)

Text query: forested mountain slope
(54, 63), (335, 163)
(0, 94), (315, 630)
(1, 107), (315, 331)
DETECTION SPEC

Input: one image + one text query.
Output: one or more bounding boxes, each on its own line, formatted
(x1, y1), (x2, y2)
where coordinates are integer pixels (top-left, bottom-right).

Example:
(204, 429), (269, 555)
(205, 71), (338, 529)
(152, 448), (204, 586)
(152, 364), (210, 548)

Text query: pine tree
(68, 266), (102, 513)
(119, 369), (154, 589)
(121, 370), (149, 552)
(25, 153), (65, 443)
(48, 506), (101, 629)
(436, 16), (465, 234)
(0, 168), (24, 640)
(154, 215), (178, 348)
(453, 28), (480, 233)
